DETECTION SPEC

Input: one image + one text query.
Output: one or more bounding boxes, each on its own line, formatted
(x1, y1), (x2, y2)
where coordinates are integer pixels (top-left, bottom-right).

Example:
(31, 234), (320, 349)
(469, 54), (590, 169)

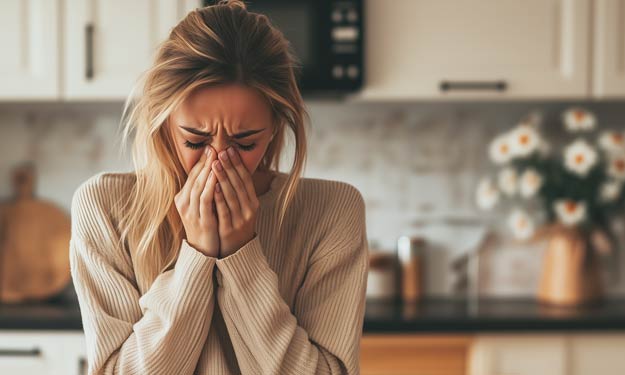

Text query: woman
(69, 1), (369, 374)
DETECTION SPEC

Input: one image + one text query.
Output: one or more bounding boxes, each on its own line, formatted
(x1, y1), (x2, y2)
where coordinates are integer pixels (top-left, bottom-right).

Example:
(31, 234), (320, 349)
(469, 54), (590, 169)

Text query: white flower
(476, 177), (500, 210)
(607, 152), (625, 180)
(562, 107), (596, 132)
(489, 133), (513, 164)
(509, 124), (541, 158)
(599, 130), (625, 154)
(599, 180), (622, 203)
(554, 199), (587, 226)
(519, 168), (543, 198)
(498, 167), (518, 196)
(507, 209), (535, 240)
(563, 139), (598, 177)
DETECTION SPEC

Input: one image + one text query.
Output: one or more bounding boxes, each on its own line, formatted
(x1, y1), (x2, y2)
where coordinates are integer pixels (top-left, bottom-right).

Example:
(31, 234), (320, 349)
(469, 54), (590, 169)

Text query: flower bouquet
(476, 107), (625, 305)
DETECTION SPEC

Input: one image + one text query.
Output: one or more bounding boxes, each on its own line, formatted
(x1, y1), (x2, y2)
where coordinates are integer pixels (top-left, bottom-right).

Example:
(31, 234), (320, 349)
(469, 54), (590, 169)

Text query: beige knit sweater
(69, 170), (369, 375)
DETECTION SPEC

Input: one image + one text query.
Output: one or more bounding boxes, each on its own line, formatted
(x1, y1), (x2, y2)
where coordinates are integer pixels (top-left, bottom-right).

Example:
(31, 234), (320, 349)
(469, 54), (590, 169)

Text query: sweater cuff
(215, 235), (266, 287)
(178, 238), (218, 275)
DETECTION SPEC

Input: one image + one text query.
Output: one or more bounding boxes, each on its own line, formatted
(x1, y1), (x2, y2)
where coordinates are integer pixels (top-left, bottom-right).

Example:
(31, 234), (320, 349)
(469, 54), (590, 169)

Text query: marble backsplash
(1, 100), (625, 298)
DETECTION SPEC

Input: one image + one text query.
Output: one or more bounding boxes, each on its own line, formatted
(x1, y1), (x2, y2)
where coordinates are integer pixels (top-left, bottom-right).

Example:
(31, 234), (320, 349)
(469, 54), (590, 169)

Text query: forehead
(173, 83), (272, 128)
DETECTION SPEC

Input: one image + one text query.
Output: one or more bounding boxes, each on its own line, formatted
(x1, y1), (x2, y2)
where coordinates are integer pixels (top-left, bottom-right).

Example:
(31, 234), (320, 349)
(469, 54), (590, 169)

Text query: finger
(219, 148), (251, 207)
(213, 159), (242, 222)
(178, 149), (209, 206)
(190, 149), (215, 214)
(200, 169), (217, 220)
(226, 147), (256, 201)
(214, 180), (232, 230)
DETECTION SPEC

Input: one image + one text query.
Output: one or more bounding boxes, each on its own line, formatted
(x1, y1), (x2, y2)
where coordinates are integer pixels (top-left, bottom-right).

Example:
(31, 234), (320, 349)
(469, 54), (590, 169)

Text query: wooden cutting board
(0, 163), (71, 303)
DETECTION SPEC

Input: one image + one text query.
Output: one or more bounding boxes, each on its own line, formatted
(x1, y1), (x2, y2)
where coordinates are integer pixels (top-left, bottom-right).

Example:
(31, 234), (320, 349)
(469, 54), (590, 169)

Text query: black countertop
(364, 297), (625, 333)
(3, 295), (625, 333)
(0, 295), (83, 330)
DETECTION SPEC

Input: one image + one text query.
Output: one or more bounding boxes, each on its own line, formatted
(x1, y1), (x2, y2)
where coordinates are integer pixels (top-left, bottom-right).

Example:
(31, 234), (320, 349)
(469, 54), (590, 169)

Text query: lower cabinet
(360, 334), (472, 375)
(468, 334), (625, 375)
(2, 330), (624, 374)
(361, 333), (625, 375)
(569, 334), (625, 375)
(0, 331), (86, 375)
(468, 335), (569, 375)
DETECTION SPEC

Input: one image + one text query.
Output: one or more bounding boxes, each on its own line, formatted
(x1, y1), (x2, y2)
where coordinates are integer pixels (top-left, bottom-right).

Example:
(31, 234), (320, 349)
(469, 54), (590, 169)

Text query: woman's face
(168, 83), (275, 176)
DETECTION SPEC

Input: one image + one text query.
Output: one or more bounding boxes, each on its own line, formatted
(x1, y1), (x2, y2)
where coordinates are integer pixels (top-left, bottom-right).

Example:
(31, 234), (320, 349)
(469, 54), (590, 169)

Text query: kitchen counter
(4, 295), (625, 333)
(0, 295), (82, 330)
(364, 297), (625, 333)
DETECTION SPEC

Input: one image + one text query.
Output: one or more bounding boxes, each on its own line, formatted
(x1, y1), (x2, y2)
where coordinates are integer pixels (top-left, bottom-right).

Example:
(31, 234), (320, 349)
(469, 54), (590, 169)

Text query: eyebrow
(179, 126), (266, 139)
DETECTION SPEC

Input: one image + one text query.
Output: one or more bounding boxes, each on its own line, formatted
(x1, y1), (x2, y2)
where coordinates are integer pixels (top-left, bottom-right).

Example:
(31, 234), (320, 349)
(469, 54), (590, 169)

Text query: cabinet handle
(440, 80), (507, 92)
(0, 347), (41, 357)
(85, 23), (95, 80)
(78, 356), (87, 375)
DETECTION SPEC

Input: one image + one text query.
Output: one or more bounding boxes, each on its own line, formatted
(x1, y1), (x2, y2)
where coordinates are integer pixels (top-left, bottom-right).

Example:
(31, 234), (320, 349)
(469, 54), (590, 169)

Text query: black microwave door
(303, 0), (363, 93)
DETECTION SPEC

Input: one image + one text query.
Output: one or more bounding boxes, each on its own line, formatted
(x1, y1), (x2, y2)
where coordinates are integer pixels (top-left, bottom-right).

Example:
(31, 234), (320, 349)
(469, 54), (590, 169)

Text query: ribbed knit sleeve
(69, 174), (218, 375)
(214, 184), (369, 374)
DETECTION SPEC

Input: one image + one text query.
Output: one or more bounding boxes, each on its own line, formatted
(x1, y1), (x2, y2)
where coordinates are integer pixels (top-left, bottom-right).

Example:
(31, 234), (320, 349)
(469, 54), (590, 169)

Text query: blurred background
(1, 0), (625, 374)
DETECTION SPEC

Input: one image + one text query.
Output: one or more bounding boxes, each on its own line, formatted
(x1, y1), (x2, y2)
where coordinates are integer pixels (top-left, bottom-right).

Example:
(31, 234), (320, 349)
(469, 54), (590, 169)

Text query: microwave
(202, 0), (364, 96)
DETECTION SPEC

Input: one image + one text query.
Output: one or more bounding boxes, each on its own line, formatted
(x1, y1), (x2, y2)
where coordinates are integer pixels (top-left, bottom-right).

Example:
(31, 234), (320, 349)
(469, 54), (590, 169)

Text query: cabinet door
(63, 0), (200, 100)
(592, 0), (625, 98)
(360, 334), (472, 375)
(0, 0), (60, 100)
(468, 335), (568, 375)
(360, 0), (591, 100)
(570, 334), (625, 375)
(0, 331), (85, 375)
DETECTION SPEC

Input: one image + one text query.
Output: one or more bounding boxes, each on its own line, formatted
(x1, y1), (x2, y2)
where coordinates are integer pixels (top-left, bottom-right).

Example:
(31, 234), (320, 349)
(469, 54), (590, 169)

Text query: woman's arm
(214, 185), (369, 374)
(70, 176), (217, 375)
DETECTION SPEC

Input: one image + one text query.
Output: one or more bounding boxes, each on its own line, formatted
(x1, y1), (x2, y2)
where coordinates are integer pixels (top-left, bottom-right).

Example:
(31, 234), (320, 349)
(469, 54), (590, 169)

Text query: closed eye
(183, 140), (257, 151)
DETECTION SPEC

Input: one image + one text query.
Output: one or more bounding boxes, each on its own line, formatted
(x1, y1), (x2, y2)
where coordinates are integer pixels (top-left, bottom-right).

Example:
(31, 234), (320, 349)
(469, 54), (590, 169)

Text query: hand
(174, 146), (220, 257)
(212, 146), (259, 258)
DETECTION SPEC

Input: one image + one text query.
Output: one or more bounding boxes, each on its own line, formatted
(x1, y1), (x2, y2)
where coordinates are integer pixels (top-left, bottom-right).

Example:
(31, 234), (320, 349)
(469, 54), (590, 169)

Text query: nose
(207, 137), (232, 157)
(207, 145), (224, 158)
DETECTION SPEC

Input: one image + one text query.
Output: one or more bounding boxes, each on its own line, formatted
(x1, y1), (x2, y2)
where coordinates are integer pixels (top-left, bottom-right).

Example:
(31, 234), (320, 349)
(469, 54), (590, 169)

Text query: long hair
(116, 0), (309, 293)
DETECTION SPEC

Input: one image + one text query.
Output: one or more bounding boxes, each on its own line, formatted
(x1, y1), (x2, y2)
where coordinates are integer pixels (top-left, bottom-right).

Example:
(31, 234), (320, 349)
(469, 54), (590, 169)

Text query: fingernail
(206, 148), (211, 157)
(220, 150), (229, 160)
(227, 147), (235, 157)
(215, 161), (223, 171)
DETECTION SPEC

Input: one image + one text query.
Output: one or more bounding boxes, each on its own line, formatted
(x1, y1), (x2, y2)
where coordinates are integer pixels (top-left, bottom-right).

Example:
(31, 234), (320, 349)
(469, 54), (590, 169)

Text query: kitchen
(1, 0), (625, 374)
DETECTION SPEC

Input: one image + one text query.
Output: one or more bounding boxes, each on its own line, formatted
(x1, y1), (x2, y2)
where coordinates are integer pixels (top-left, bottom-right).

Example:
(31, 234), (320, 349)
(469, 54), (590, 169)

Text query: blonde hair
(116, 0), (310, 293)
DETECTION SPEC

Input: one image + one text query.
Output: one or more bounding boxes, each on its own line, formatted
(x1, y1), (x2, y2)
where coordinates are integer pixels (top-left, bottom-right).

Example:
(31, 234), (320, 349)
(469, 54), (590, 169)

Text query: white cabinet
(0, 0), (61, 100)
(592, 0), (625, 98)
(0, 331), (86, 375)
(468, 335), (568, 375)
(469, 334), (625, 375)
(63, 0), (200, 100)
(0, 0), (199, 101)
(570, 334), (625, 375)
(2, 0), (622, 101)
(357, 0), (592, 100)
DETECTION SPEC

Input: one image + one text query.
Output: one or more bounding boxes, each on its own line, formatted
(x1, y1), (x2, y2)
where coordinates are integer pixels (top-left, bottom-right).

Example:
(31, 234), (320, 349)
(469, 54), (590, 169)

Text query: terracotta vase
(537, 224), (603, 306)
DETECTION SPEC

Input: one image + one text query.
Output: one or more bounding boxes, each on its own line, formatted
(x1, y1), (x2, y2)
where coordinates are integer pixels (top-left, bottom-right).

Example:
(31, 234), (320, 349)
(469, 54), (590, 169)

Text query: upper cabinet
(0, 0), (61, 101)
(0, 0), (199, 101)
(592, 0), (625, 98)
(358, 0), (593, 100)
(1, 0), (624, 101)
(63, 0), (199, 100)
